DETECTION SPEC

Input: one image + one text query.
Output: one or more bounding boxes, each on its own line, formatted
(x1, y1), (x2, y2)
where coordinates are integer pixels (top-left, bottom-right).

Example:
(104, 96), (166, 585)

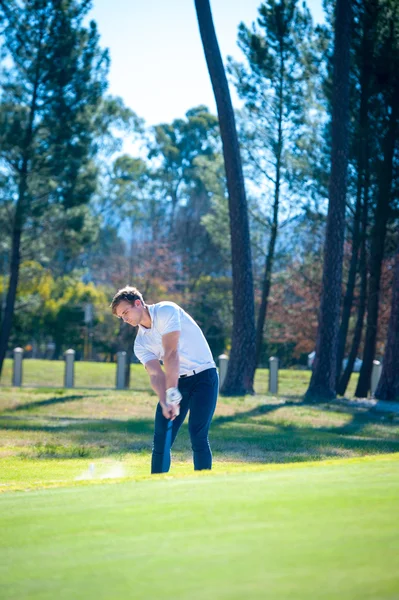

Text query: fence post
(12, 347), (23, 387)
(64, 349), (75, 389)
(269, 356), (279, 394)
(218, 354), (229, 389)
(116, 351), (127, 390)
(370, 360), (382, 397)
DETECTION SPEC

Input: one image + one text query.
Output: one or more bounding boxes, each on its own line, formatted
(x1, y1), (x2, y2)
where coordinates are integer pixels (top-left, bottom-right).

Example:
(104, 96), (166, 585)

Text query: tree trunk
(118, 321), (136, 388)
(0, 18), (44, 377)
(255, 215), (278, 367)
(305, 0), (352, 400)
(255, 40), (284, 368)
(374, 238), (399, 401)
(53, 338), (63, 361)
(336, 6), (373, 384)
(0, 222), (23, 375)
(355, 88), (398, 397)
(195, 0), (256, 394)
(337, 174), (369, 395)
(0, 153), (31, 379)
(335, 186), (361, 384)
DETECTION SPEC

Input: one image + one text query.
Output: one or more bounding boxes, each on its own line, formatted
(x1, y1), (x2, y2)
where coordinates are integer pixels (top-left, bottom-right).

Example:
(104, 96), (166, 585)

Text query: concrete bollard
(12, 347), (23, 387)
(269, 356), (279, 394)
(64, 349), (75, 389)
(116, 351), (127, 390)
(370, 360), (382, 397)
(218, 354), (229, 389)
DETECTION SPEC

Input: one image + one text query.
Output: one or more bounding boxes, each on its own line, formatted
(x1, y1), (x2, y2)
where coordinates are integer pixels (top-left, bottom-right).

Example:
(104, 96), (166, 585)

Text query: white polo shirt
(134, 301), (216, 376)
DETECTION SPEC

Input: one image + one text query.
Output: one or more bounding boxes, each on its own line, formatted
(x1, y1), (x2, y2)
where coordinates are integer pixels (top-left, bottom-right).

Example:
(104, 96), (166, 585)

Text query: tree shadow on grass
(0, 414), (155, 458)
(0, 414), (154, 435)
(213, 398), (399, 435)
(4, 394), (96, 412)
(214, 400), (399, 461)
(1, 399), (398, 463)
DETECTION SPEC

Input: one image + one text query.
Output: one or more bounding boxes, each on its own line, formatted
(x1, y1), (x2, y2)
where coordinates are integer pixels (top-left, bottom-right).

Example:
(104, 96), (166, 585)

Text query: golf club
(161, 402), (180, 472)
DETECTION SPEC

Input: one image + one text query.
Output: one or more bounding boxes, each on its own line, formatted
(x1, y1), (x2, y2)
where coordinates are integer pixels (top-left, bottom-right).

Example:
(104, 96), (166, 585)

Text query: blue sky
(88, 0), (325, 126)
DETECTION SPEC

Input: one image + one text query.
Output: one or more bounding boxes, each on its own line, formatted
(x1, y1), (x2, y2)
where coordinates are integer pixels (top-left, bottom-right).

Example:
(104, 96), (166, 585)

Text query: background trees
(0, 0), (109, 375)
(375, 236), (399, 401)
(228, 0), (323, 367)
(355, 0), (399, 397)
(0, 0), (398, 403)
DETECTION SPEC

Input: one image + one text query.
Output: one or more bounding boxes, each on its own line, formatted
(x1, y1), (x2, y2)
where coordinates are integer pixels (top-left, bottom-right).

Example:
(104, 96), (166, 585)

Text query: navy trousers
(151, 368), (219, 474)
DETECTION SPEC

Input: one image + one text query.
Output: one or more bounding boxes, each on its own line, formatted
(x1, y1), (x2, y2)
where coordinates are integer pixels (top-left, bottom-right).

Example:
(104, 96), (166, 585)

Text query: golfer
(111, 286), (218, 474)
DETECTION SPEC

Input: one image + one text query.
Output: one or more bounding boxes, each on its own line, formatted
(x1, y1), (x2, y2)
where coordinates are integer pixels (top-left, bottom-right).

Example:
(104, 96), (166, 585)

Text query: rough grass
(1, 381), (398, 493)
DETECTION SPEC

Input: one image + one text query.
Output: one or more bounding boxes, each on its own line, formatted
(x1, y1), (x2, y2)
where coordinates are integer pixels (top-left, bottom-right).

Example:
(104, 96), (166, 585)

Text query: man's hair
(110, 286), (145, 315)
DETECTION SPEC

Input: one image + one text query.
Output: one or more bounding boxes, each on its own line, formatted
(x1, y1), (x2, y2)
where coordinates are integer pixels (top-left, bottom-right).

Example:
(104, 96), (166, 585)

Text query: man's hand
(161, 387), (182, 420)
(166, 387), (182, 404)
(161, 400), (180, 420)
(145, 359), (182, 420)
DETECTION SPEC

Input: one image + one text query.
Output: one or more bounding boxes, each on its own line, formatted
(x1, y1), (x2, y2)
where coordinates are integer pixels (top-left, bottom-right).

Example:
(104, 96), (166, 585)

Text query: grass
(1, 376), (398, 598)
(0, 358), (361, 397)
(1, 455), (398, 599)
(1, 384), (398, 492)
(0, 359), (150, 390)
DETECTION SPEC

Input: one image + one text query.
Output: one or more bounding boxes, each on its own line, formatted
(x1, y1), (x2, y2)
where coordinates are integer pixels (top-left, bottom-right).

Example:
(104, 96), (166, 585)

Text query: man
(111, 286), (218, 474)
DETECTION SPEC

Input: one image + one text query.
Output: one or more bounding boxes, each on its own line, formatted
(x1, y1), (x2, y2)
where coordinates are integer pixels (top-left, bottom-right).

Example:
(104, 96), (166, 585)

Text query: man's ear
(134, 299), (142, 307)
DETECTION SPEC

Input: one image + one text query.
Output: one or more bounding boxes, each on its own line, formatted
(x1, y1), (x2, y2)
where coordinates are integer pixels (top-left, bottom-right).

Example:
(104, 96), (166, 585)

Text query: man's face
(115, 300), (143, 327)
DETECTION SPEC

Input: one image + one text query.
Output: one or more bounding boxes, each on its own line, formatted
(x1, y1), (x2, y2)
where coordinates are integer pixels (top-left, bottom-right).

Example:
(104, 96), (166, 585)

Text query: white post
(12, 347), (23, 387)
(218, 354), (229, 389)
(370, 360), (382, 397)
(64, 349), (75, 389)
(116, 351), (127, 390)
(269, 356), (279, 394)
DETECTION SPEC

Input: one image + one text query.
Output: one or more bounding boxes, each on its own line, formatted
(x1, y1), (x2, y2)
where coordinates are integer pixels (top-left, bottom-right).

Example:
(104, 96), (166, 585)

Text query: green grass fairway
(1, 455), (398, 600)
(1, 383), (398, 598)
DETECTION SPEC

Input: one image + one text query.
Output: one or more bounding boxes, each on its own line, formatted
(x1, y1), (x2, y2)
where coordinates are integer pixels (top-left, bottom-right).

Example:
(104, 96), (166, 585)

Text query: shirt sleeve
(156, 304), (181, 336)
(134, 338), (157, 366)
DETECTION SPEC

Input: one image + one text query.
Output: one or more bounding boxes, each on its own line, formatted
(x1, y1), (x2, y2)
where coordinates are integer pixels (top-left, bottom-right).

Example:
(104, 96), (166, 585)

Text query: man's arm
(145, 359), (179, 420)
(162, 330), (180, 390)
(145, 359), (167, 405)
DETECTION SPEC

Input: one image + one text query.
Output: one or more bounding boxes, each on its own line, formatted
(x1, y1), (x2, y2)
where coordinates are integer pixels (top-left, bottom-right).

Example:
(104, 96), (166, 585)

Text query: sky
(88, 0), (326, 126)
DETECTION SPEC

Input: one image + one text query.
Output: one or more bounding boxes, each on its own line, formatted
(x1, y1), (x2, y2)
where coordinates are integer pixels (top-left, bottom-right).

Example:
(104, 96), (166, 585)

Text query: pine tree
(355, 0), (399, 397)
(305, 0), (352, 400)
(228, 0), (321, 367)
(194, 0), (256, 394)
(0, 0), (109, 376)
(374, 236), (399, 402)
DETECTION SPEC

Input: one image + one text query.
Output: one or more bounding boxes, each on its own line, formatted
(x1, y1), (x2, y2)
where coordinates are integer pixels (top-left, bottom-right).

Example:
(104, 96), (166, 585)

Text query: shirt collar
(138, 304), (154, 333)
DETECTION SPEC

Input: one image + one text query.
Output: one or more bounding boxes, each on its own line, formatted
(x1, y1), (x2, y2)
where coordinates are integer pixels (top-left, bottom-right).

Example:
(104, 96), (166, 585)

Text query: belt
(179, 364), (214, 378)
